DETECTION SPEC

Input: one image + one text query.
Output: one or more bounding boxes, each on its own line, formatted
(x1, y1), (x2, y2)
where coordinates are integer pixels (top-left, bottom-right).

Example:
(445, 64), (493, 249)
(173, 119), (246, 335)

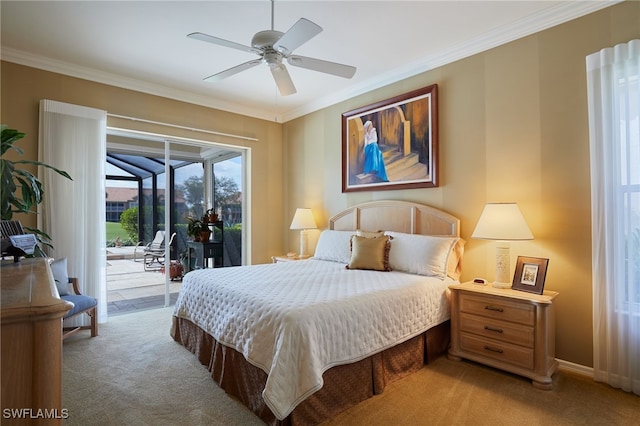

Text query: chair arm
(133, 241), (147, 261)
(68, 277), (82, 296)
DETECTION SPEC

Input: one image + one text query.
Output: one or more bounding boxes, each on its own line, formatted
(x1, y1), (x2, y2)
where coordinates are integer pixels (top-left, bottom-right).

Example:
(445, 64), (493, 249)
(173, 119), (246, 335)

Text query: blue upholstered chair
(61, 277), (98, 339)
(50, 258), (98, 340)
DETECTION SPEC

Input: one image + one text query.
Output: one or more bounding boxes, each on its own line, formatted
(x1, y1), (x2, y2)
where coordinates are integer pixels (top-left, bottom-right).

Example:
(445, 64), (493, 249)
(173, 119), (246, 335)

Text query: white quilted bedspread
(172, 259), (453, 420)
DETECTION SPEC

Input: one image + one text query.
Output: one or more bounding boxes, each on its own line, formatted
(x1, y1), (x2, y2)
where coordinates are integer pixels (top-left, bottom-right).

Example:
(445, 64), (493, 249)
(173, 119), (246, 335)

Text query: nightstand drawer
(460, 313), (534, 348)
(459, 293), (535, 326)
(460, 332), (534, 370)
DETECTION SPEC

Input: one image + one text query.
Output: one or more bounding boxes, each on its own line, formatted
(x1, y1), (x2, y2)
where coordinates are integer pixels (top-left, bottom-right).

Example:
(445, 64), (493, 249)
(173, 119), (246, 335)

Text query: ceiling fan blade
(287, 55), (356, 79)
(188, 32), (262, 55)
(204, 59), (262, 82)
(270, 64), (297, 96)
(273, 18), (322, 55)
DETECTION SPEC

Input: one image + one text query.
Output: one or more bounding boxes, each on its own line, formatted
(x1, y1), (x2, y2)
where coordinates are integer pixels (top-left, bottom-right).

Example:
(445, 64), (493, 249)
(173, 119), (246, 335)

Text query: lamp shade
(472, 203), (534, 241)
(290, 208), (317, 230)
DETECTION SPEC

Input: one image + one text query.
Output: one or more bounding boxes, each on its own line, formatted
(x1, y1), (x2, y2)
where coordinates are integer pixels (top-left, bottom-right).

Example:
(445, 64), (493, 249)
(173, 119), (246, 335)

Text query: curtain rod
(107, 113), (259, 142)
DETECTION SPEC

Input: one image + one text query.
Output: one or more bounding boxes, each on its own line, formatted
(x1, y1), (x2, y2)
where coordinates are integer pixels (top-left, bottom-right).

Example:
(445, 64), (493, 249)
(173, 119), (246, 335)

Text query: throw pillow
(50, 257), (70, 296)
(355, 229), (385, 238)
(346, 235), (392, 271)
(313, 230), (353, 264)
(386, 232), (459, 279)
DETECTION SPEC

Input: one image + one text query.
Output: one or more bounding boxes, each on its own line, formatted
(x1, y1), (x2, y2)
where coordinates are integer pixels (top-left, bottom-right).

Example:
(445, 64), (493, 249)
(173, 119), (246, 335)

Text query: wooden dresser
(448, 282), (558, 389)
(1, 258), (73, 424)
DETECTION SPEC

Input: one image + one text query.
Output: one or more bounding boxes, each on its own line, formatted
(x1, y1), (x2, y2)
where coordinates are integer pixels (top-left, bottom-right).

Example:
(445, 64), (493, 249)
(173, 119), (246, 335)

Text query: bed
(171, 200), (463, 425)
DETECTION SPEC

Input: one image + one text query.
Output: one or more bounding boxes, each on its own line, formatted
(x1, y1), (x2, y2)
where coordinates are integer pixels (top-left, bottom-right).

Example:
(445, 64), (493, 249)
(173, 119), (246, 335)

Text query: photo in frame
(341, 84), (438, 192)
(512, 256), (549, 295)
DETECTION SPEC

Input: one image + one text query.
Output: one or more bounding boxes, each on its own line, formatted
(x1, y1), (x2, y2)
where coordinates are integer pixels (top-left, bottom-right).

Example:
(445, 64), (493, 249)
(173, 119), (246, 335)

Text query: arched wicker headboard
(329, 200), (459, 237)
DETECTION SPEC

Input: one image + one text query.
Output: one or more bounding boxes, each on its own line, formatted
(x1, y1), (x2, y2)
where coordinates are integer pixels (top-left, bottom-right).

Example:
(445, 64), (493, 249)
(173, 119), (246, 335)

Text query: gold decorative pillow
(355, 229), (385, 238)
(346, 235), (392, 271)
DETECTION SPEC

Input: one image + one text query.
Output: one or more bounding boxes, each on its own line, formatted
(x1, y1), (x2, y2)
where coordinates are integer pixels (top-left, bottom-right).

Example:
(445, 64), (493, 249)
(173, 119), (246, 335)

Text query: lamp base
(494, 243), (511, 288)
(492, 281), (512, 289)
(298, 229), (309, 259)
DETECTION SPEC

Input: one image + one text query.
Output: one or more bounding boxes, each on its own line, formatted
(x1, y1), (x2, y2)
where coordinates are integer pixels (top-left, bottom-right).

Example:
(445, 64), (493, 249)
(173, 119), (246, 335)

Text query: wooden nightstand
(448, 281), (559, 389)
(271, 254), (309, 263)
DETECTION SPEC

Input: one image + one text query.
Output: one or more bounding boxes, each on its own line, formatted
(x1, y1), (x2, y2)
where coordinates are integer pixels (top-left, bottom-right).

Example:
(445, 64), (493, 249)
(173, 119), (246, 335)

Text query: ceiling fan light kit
(188, 1), (356, 96)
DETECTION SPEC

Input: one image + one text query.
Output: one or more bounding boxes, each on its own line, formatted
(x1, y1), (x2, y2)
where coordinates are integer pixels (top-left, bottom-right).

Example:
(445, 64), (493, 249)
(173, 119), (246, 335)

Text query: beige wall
(0, 62), (285, 265)
(282, 1), (640, 367)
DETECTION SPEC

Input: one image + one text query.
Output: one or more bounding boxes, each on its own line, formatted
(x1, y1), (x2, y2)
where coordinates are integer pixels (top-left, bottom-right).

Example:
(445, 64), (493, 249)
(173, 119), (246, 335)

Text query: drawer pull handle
(484, 345), (504, 354)
(484, 305), (504, 312)
(484, 326), (503, 333)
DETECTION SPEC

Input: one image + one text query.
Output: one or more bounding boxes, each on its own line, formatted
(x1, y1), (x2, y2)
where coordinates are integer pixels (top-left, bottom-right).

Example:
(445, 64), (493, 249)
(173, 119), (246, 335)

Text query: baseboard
(557, 358), (593, 378)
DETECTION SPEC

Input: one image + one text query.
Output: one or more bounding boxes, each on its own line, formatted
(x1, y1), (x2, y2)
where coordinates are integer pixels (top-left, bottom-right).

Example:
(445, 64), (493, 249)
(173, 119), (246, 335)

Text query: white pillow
(50, 257), (70, 296)
(313, 230), (353, 264)
(386, 232), (459, 279)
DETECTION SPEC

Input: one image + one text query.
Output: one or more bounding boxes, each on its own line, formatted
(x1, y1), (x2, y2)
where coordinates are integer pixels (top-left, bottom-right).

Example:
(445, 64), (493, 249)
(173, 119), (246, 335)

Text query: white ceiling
(1, 1), (616, 123)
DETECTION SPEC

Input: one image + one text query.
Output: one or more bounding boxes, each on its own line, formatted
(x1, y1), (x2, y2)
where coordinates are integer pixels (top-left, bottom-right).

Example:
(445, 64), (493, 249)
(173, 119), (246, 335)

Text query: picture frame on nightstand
(512, 256), (549, 295)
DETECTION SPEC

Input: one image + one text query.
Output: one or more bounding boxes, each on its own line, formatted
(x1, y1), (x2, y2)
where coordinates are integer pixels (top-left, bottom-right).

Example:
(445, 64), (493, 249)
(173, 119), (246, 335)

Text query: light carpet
(63, 307), (639, 425)
(63, 307), (263, 425)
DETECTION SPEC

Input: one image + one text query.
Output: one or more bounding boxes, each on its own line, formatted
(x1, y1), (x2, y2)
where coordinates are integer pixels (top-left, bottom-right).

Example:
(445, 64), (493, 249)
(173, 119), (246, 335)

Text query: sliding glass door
(212, 155), (243, 266)
(106, 130), (248, 314)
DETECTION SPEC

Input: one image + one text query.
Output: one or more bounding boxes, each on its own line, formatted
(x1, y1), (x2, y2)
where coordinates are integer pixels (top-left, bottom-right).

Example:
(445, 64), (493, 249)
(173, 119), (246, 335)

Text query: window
(617, 72), (640, 311)
(587, 39), (640, 395)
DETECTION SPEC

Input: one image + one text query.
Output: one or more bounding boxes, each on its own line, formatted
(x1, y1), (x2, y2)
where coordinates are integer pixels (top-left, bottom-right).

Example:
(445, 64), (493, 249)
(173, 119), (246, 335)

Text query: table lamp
(472, 203), (534, 288)
(290, 208), (317, 258)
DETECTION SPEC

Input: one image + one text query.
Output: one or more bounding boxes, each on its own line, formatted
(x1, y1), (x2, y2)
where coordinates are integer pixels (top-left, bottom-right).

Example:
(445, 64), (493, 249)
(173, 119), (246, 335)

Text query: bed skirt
(171, 316), (450, 425)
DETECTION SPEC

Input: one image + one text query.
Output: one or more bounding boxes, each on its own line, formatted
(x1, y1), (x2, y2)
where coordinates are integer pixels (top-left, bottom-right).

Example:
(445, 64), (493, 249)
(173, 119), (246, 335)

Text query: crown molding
(2, 1), (618, 124)
(1, 47), (276, 122)
(280, 1), (620, 122)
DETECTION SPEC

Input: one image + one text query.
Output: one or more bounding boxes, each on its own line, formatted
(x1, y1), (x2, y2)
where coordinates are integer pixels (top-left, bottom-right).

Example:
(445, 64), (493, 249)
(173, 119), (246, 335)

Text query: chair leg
(62, 308), (98, 340)
(89, 307), (98, 337)
(144, 257), (157, 271)
(144, 255), (164, 271)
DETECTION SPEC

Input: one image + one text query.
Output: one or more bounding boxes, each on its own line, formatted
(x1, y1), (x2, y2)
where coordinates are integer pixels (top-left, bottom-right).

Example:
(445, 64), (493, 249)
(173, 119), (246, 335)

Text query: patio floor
(107, 246), (182, 316)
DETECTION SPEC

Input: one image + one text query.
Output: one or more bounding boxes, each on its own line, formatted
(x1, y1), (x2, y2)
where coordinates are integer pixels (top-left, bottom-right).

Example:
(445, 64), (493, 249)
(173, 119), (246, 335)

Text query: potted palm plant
(1, 125), (72, 248)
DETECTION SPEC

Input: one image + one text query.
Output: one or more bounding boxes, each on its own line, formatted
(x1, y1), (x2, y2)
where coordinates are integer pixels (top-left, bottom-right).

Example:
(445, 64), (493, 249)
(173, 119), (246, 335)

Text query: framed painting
(512, 256), (549, 295)
(341, 84), (438, 192)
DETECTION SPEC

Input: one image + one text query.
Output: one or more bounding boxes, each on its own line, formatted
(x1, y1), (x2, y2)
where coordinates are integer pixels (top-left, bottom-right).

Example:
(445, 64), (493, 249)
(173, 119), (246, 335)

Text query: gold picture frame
(341, 84), (438, 192)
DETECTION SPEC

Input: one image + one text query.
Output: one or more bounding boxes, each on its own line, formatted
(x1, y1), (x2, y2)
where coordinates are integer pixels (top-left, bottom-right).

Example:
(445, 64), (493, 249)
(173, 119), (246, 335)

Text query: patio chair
(138, 231), (176, 271)
(133, 230), (163, 263)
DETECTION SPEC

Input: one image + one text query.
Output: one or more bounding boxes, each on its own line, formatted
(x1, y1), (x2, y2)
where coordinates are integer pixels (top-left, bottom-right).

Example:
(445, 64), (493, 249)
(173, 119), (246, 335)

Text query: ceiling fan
(187, 0), (356, 96)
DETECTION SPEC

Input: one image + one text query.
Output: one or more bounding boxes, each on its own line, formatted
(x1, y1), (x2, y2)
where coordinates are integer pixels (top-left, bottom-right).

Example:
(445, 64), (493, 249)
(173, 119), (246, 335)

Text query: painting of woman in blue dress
(362, 120), (388, 182)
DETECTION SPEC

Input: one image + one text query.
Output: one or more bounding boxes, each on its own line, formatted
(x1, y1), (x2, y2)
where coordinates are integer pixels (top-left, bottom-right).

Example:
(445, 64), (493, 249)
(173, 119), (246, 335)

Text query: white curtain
(587, 39), (640, 395)
(38, 100), (108, 324)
